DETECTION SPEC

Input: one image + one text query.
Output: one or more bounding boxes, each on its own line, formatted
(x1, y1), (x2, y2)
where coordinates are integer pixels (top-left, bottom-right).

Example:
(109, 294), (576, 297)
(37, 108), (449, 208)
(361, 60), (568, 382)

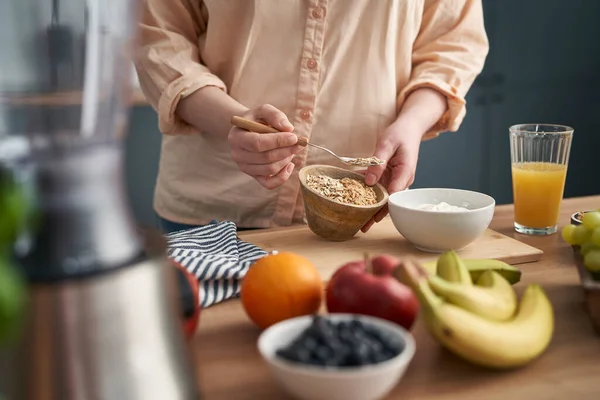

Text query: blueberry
(277, 316), (405, 368)
(362, 323), (405, 356)
(314, 344), (334, 361)
(344, 352), (359, 367)
(313, 314), (333, 332)
(379, 333), (405, 355)
(351, 328), (366, 343)
(349, 319), (366, 332)
(337, 324), (355, 345)
(322, 357), (341, 367)
(304, 356), (325, 366)
(346, 350), (370, 366)
(303, 335), (319, 352)
(372, 351), (393, 364)
(336, 321), (351, 333)
(294, 347), (313, 363)
(316, 317), (337, 339)
(355, 341), (370, 358)
(363, 336), (384, 355)
(363, 323), (386, 340)
(304, 324), (320, 338)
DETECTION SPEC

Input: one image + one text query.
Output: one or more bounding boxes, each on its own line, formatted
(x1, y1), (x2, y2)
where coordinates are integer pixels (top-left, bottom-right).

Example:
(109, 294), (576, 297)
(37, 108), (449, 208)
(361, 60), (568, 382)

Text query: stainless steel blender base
(1, 256), (200, 400)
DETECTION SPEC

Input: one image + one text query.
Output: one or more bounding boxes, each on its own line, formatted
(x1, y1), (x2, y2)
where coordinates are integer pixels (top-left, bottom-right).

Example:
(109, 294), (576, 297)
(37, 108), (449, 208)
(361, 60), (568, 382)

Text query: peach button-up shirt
(134, 0), (489, 229)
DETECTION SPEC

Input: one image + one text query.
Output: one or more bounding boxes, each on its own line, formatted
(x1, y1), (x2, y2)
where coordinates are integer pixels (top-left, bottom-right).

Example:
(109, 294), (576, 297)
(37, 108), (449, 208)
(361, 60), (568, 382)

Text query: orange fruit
(241, 251), (323, 329)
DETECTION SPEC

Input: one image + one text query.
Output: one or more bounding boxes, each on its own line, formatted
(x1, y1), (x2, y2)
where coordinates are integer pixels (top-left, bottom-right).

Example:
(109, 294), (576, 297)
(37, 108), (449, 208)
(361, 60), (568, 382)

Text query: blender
(0, 0), (199, 398)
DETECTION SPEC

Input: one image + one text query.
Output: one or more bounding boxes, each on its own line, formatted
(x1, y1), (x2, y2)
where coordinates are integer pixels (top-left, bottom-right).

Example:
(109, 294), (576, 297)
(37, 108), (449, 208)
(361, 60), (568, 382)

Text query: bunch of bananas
(395, 251), (554, 369)
(0, 167), (29, 345)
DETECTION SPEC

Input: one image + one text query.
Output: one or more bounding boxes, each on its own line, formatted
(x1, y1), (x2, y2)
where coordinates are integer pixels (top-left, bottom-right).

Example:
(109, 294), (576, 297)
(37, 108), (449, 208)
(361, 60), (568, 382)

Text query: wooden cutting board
(239, 217), (543, 282)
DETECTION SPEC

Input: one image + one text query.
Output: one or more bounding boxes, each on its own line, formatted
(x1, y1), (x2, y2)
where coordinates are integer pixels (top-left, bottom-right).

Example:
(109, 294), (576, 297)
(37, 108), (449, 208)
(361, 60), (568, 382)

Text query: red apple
(370, 254), (402, 276)
(171, 259), (202, 340)
(325, 254), (419, 330)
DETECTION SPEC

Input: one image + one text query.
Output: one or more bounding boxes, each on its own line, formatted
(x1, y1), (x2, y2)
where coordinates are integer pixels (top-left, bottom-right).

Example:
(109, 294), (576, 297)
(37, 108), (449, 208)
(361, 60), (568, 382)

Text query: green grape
(582, 211), (600, 230)
(561, 224), (576, 245)
(583, 249), (600, 273)
(580, 242), (598, 256)
(572, 224), (591, 245)
(590, 227), (600, 247)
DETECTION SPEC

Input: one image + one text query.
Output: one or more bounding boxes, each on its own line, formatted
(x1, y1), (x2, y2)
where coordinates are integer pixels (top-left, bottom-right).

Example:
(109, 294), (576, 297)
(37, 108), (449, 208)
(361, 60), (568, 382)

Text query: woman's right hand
(228, 104), (303, 190)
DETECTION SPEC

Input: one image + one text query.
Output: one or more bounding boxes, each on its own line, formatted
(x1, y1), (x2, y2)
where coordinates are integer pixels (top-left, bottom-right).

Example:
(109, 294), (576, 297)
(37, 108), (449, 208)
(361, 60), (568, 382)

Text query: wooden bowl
(298, 165), (389, 242)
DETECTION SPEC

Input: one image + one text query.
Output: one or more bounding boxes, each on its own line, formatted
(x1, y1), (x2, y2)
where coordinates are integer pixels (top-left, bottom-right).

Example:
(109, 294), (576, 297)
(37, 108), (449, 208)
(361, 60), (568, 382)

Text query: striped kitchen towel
(165, 220), (267, 308)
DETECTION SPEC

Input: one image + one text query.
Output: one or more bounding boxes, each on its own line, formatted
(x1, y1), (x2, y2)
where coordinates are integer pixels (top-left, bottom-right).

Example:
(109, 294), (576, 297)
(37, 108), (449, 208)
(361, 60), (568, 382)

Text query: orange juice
(512, 162), (567, 228)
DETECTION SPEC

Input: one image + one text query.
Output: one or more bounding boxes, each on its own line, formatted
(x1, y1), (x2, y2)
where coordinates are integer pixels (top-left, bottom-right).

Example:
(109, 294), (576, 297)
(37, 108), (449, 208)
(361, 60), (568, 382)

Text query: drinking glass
(509, 124), (574, 235)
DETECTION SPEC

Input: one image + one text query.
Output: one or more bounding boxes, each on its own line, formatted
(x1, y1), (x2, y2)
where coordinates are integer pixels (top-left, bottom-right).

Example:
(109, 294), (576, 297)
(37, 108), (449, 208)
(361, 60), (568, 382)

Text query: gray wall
(123, 106), (162, 228)
(123, 1), (600, 227)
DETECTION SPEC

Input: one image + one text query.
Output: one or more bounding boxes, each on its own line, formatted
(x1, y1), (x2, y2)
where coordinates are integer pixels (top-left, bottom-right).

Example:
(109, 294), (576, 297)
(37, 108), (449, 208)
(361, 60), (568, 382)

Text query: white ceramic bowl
(388, 188), (495, 253)
(257, 314), (416, 400)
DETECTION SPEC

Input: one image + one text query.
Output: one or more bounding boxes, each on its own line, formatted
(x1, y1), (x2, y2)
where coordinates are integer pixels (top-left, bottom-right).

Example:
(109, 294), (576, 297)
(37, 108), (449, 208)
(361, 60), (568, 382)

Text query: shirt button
(306, 58), (317, 69)
(300, 110), (311, 120)
(312, 7), (324, 19)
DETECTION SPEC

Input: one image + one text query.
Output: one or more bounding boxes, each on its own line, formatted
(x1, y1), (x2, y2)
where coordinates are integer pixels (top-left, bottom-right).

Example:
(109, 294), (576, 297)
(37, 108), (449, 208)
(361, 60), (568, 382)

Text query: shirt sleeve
(398, 0), (490, 140)
(133, 0), (227, 135)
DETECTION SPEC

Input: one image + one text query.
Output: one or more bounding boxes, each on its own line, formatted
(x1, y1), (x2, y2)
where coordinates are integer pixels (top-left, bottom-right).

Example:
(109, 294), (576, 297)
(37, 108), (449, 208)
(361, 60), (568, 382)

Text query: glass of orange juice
(510, 124), (574, 235)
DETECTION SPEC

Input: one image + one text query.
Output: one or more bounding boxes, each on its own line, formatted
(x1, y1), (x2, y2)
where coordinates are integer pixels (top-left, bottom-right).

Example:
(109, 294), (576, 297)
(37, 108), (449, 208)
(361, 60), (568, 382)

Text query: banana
(465, 259), (522, 285)
(436, 250), (473, 285)
(421, 256), (522, 285)
(428, 270), (517, 321)
(395, 259), (554, 370)
(421, 261), (435, 275)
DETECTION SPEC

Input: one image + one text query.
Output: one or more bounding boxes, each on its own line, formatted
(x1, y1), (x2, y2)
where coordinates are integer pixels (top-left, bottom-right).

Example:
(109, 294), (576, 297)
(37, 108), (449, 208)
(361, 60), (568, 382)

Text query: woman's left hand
(360, 121), (424, 233)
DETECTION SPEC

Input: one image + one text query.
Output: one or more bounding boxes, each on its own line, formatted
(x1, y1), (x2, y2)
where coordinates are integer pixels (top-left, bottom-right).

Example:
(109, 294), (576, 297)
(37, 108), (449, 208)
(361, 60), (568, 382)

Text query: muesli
(306, 174), (378, 206)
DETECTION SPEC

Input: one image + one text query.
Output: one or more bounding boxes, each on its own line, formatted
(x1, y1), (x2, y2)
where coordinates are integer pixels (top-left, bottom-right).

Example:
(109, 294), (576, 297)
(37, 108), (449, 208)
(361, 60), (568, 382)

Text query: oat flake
(305, 174), (378, 206)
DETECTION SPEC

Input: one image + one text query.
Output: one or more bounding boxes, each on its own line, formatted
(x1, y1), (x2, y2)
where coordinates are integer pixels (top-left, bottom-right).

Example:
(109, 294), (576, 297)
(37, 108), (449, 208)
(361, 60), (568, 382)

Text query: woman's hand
(361, 121), (423, 232)
(228, 104), (303, 190)
(360, 87), (448, 232)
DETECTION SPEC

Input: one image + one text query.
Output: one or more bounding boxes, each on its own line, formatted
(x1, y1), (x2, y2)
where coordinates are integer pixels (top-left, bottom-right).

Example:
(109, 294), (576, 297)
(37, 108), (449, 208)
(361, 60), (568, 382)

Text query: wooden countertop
(1, 89), (149, 107)
(192, 196), (600, 400)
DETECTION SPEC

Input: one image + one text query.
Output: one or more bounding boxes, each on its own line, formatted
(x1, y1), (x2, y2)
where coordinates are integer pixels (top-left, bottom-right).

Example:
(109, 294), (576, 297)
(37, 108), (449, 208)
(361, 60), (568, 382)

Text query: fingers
(363, 168), (413, 232)
(229, 104), (303, 190)
(232, 129), (298, 153)
(230, 141), (301, 188)
(233, 145), (303, 165)
(361, 218), (376, 233)
(253, 104), (294, 132)
(387, 167), (415, 195)
(230, 103), (298, 152)
(361, 204), (390, 233)
(365, 139), (396, 186)
(374, 205), (389, 223)
(242, 154), (296, 177)
(255, 163), (296, 190)
(362, 167), (414, 232)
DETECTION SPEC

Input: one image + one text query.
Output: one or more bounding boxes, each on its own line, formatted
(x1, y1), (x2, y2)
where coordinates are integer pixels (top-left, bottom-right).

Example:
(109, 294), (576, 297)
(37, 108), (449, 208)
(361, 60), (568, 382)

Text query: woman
(133, 0), (489, 234)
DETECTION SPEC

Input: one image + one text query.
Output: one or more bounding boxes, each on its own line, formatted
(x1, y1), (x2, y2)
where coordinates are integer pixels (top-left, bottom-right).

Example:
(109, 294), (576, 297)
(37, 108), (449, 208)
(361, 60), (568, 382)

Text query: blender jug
(0, 0), (199, 399)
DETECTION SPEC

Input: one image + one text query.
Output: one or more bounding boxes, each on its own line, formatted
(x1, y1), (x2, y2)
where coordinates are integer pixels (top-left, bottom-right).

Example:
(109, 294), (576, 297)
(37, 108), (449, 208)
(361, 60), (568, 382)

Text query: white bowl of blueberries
(257, 313), (416, 400)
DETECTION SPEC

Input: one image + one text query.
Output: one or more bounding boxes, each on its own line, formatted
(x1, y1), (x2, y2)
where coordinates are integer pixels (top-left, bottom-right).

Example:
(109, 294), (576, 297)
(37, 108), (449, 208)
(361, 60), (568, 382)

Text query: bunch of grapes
(561, 210), (600, 277)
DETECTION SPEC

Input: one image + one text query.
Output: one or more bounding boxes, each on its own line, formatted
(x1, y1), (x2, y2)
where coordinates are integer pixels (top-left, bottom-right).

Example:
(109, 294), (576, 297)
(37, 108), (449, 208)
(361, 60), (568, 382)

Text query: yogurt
(415, 201), (469, 212)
